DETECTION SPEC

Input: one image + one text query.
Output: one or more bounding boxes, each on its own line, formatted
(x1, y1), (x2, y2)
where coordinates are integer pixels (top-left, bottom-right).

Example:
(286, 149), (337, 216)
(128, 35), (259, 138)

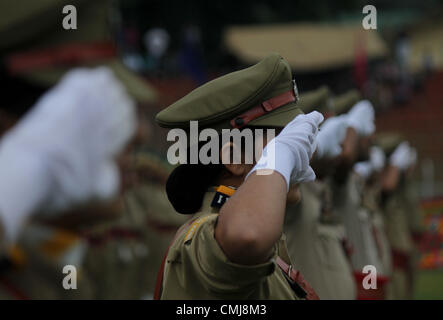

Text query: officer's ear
(219, 141), (250, 177)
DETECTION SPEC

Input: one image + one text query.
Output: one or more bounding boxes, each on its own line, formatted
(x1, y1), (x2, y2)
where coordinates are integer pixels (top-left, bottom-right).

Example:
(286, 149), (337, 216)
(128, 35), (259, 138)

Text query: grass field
(414, 270), (443, 299)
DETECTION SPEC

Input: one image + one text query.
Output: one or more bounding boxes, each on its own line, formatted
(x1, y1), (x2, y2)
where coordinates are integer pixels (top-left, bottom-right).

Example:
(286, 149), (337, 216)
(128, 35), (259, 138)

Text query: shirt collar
(194, 185), (236, 218)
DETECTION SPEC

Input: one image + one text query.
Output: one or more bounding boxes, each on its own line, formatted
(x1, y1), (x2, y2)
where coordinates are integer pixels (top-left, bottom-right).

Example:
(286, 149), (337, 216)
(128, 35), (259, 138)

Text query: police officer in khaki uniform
(155, 53), (322, 300)
(326, 97), (377, 299)
(367, 190), (393, 293)
(377, 134), (418, 299)
(395, 152), (423, 299)
(360, 175), (393, 297)
(350, 146), (392, 299)
(0, 0), (157, 299)
(79, 152), (170, 300)
(285, 88), (361, 300)
(118, 152), (188, 299)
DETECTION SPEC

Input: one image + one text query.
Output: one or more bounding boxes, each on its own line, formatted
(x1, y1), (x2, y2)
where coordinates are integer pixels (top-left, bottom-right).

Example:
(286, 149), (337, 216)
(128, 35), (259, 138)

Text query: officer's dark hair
(166, 127), (273, 214)
(166, 135), (227, 215)
(166, 161), (223, 214)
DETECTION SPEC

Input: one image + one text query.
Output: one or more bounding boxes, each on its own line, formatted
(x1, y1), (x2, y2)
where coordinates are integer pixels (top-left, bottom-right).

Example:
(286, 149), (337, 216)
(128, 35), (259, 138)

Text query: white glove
(315, 115), (348, 159)
(390, 141), (413, 170)
(0, 67), (136, 241)
(247, 111), (324, 190)
(369, 146), (385, 171)
(409, 147), (417, 167)
(346, 100), (375, 137)
(354, 161), (373, 179)
(353, 146), (386, 179)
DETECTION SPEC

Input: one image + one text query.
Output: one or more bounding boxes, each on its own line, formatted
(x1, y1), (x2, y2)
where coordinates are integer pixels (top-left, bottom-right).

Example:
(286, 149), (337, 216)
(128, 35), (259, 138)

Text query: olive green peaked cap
(0, 0), (157, 103)
(156, 53), (303, 131)
(298, 86), (331, 114)
(331, 89), (362, 115)
(375, 133), (404, 157)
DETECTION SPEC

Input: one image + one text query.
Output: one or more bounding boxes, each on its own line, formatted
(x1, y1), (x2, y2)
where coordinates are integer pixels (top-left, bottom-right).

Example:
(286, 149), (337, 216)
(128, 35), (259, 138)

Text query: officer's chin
(287, 183), (301, 204)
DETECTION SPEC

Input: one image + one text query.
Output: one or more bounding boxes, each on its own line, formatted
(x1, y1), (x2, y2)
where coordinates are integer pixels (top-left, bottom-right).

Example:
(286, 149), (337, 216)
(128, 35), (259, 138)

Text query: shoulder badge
(183, 215), (213, 243)
(210, 185), (236, 209)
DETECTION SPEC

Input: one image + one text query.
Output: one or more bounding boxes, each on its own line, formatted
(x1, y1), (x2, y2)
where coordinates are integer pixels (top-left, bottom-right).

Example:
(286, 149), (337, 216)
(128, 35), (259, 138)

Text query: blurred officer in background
(83, 152), (187, 299)
(285, 86), (353, 300)
(123, 153), (188, 299)
(285, 89), (371, 300)
(325, 98), (381, 299)
(352, 146), (392, 299)
(155, 53), (322, 300)
(0, 0), (156, 299)
(392, 142), (423, 299)
(378, 135), (420, 299)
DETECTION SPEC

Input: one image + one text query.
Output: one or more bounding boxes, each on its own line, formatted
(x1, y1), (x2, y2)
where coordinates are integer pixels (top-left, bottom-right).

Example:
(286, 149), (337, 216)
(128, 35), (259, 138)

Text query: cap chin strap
(230, 89), (297, 129)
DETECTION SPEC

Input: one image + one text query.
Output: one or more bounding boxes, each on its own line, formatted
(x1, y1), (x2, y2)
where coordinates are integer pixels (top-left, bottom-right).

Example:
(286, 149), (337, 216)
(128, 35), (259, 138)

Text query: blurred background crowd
(0, 0), (442, 299)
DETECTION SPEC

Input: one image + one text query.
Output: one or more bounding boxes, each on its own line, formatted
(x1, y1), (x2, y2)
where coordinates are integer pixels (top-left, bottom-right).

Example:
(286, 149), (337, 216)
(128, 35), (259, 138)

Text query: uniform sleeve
(183, 214), (277, 294)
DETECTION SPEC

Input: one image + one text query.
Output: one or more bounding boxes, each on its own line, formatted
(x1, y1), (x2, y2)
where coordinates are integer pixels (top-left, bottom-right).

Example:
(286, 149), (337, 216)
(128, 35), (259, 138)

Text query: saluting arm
(215, 112), (323, 265)
(216, 172), (287, 265)
(382, 165), (401, 193)
(333, 127), (359, 184)
(382, 142), (414, 193)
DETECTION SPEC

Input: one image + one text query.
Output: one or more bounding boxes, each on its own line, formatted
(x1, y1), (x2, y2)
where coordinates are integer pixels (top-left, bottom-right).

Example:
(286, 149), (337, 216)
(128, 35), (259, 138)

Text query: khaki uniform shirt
(362, 185), (392, 277)
(335, 173), (385, 275)
(284, 180), (356, 300)
(383, 181), (417, 299)
(160, 191), (301, 300)
(82, 182), (187, 300)
(398, 179), (424, 238)
(384, 191), (414, 254)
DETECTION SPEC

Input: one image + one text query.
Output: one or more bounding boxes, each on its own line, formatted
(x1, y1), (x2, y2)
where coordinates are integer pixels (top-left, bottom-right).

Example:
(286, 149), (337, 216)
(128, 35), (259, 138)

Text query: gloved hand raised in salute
(247, 111), (324, 190)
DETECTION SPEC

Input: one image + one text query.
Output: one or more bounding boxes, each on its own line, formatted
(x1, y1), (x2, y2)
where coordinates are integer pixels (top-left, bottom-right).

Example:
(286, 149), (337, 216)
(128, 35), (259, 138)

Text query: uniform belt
(353, 271), (390, 300)
(275, 256), (319, 300)
(146, 218), (181, 234)
(84, 227), (143, 246)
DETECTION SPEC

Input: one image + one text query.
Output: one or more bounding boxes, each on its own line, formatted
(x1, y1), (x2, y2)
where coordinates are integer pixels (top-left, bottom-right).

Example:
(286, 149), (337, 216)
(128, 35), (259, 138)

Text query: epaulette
(183, 215), (215, 243)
